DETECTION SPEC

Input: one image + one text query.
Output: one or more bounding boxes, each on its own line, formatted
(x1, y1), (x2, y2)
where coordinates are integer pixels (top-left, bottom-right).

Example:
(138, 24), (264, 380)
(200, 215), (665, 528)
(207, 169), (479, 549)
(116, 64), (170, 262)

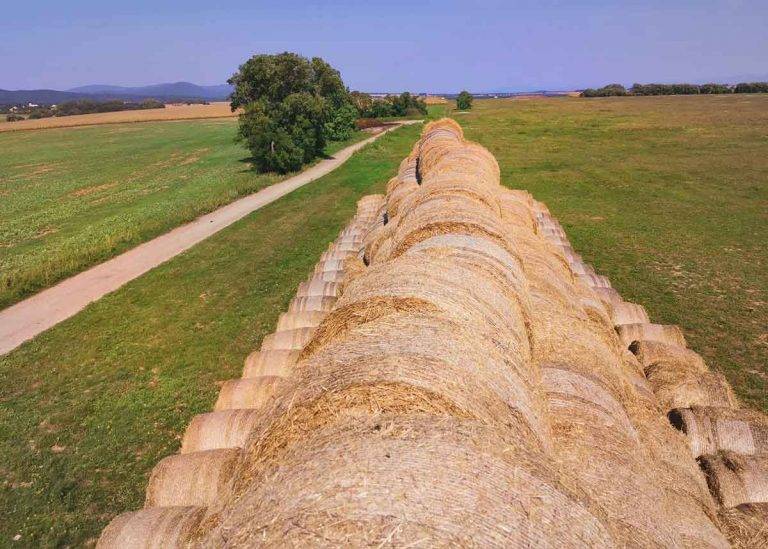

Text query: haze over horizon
(1, 0), (766, 93)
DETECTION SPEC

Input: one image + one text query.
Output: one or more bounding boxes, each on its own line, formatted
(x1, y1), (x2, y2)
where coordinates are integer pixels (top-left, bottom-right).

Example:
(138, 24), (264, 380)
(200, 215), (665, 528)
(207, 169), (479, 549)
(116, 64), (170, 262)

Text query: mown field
(0, 102), (236, 132)
(0, 96), (766, 545)
(0, 119), (364, 309)
(460, 94), (767, 410)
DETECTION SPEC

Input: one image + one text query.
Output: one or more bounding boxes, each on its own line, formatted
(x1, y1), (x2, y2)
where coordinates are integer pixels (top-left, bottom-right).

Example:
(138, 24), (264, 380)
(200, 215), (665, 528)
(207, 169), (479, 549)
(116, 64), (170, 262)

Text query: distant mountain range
(0, 82), (234, 105)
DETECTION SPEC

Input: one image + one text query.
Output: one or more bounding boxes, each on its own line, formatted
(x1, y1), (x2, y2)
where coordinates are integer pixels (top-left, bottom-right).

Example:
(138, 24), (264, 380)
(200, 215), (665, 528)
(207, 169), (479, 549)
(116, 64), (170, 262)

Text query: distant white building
(27, 102), (39, 108)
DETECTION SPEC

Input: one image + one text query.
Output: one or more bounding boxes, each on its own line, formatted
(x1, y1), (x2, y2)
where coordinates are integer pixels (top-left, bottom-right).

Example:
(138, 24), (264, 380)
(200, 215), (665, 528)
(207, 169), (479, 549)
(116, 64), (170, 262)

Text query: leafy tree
(734, 82), (768, 93)
(581, 84), (627, 97)
(229, 52), (358, 173)
(456, 90), (473, 110)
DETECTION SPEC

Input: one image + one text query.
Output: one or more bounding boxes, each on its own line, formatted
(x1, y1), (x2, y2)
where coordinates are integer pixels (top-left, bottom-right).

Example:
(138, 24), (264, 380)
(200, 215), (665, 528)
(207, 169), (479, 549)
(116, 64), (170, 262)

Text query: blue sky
(1, 0), (766, 92)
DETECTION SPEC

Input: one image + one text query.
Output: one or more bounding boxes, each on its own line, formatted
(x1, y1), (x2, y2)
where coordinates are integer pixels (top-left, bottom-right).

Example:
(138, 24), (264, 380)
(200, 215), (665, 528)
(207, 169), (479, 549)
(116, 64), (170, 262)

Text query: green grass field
(0, 96), (766, 545)
(0, 120), (365, 309)
(457, 95), (767, 410)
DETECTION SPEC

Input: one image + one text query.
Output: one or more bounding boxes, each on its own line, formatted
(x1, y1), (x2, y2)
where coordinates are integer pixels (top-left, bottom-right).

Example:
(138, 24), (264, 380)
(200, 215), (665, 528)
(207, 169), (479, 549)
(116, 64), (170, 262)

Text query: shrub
(229, 52), (357, 173)
(6, 114), (24, 122)
(581, 84), (627, 97)
(456, 90), (473, 110)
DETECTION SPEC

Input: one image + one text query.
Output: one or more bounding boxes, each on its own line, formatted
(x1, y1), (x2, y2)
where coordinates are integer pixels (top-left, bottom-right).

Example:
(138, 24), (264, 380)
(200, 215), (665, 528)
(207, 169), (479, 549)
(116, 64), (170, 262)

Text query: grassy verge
(0, 122), (421, 547)
(0, 119), (367, 309)
(459, 95), (768, 410)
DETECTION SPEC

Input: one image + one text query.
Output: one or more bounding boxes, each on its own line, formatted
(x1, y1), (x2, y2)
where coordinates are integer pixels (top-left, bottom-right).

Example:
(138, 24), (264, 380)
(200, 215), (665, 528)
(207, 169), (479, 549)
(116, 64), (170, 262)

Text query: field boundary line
(0, 121), (419, 356)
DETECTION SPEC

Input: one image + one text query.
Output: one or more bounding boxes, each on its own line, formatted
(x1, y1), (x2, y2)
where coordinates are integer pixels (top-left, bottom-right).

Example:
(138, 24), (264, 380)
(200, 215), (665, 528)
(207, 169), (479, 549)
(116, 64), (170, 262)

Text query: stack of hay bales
(98, 118), (765, 547)
(98, 196), (385, 547)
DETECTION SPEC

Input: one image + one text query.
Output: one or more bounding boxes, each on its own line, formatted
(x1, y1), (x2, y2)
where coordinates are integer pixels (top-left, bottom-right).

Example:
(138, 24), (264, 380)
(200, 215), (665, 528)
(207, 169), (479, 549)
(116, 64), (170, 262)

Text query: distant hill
(0, 82), (233, 105)
(68, 82), (233, 101)
(0, 89), (88, 105)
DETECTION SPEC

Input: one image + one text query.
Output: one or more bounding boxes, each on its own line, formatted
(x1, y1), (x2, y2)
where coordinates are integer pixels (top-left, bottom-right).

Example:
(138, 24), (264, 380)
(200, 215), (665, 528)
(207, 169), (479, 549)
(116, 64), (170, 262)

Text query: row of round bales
(99, 118), (767, 547)
(98, 196), (385, 546)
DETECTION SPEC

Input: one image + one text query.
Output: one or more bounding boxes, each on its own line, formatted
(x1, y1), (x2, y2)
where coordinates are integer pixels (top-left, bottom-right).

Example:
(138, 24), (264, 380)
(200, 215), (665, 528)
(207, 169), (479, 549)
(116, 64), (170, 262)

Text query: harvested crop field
(0, 102), (237, 132)
(0, 118), (366, 309)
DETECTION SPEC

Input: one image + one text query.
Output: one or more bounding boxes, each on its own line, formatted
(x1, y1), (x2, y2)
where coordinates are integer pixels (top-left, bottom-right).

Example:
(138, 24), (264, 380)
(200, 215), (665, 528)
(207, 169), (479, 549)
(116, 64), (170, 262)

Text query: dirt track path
(0, 122), (417, 356)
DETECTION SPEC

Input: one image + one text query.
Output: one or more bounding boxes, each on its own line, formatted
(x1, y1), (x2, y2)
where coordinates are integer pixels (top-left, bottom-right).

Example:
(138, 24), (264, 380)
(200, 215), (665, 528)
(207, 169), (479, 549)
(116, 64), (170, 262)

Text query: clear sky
(1, 0), (766, 92)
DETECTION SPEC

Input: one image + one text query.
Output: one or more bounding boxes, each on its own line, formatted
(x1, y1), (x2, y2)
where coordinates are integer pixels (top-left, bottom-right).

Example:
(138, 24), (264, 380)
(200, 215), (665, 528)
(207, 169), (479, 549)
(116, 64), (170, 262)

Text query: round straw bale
(145, 448), (240, 507)
(252, 311), (550, 463)
(295, 279), (339, 298)
(276, 311), (327, 331)
(669, 407), (767, 458)
(314, 253), (531, 360)
(610, 302), (650, 326)
(287, 296), (336, 313)
(313, 269), (345, 283)
(578, 273), (612, 289)
(386, 179), (419, 218)
(313, 258), (345, 273)
(328, 241), (360, 253)
(533, 200), (551, 215)
(629, 339), (706, 371)
(242, 350), (298, 378)
(718, 503), (768, 548)
(699, 452), (768, 508)
(569, 259), (597, 276)
(388, 196), (515, 259)
(404, 234), (527, 295)
(214, 376), (283, 411)
(180, 410), (261, 453)
(617, 322), (687, 348)
(540, 225), (567, 239)
(546, 389), (690, 546)
(542, 365), (638, 440)
(319, 249), (356, 262)
(593, 286), (624, 306)
(645, 363), (737, 412)
(97, 506), (205, 549)
(197, 415), (613, 547)
(260, 327), (315, 351)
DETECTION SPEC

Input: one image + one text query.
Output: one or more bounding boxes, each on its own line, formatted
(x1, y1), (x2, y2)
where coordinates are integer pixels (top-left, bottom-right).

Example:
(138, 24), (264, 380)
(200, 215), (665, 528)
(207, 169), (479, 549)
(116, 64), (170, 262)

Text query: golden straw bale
(309, 253), (532, 361)
(318, 249), (356, 262)
(296, 279), (339, 298)
(700, 452), (768, 508)
(609, 301), (651, 326)
(387, 196), (515, 260)
(630, 340), (707, 371)
(578, 273), (612, 289)
(545, 368), (729, 547)
(593, 286), (624, 306)
(645, 362), (737, 412)
(242, 350), (298, 378)
(145, 449), (240, 508)
(97, 506), (205, 549)
(180, 410), (261, 453)
(314, 269), (345, 283)
(617, 322), (687, 348)
(276, 311), (328, 331)
(313, 259), (345, 273)
(214, 376), (283, 411)
(669, 407), (768, 458)
(718, 503), (768, 548)
(198, 415), (613, 547)
(287, 296), (336, 313)
(245, 311), (551, 471)
(261, 328), (316, 351)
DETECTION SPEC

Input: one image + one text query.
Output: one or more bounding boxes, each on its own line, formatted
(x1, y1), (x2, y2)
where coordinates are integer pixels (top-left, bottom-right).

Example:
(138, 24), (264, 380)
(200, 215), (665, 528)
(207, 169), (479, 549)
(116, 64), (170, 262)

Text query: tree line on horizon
(582, 82), (768, 97)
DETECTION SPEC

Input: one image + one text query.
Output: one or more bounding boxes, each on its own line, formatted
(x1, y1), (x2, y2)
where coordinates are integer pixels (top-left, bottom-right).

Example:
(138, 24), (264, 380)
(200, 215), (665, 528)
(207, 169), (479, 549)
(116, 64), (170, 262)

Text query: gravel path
(0, 122), (416, 356)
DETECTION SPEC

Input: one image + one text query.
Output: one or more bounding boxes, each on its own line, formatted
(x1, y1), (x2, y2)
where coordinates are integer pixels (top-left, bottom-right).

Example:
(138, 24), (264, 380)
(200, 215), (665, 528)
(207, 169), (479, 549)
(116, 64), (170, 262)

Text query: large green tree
(456, 90), (473, 110)
(229, 52), (356, 173)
